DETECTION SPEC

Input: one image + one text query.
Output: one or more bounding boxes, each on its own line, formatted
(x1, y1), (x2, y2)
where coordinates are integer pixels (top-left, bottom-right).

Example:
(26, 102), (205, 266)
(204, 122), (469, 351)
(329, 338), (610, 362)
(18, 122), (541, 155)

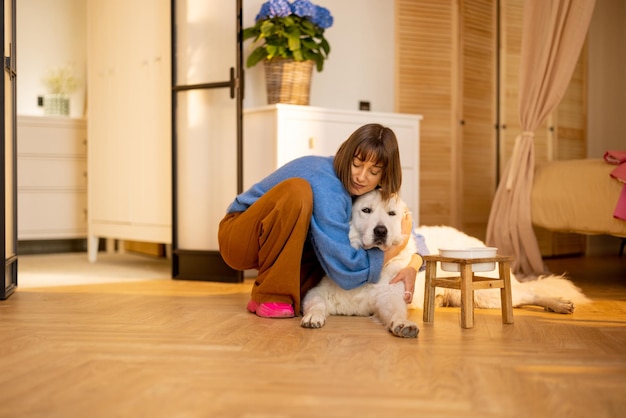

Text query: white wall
(242, 0), (395, 112)
(16, 0), (87, 118)
(587, 0), (626, 158)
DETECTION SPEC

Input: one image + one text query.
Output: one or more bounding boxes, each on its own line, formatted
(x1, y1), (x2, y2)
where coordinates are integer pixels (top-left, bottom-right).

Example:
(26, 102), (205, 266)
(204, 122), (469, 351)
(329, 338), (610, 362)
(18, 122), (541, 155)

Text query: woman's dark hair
(333, 123), (402, 201)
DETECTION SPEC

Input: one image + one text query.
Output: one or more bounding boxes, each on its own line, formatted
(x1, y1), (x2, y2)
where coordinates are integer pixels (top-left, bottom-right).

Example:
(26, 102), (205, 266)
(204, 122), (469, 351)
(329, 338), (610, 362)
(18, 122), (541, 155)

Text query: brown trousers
(218, 178), (326, 314)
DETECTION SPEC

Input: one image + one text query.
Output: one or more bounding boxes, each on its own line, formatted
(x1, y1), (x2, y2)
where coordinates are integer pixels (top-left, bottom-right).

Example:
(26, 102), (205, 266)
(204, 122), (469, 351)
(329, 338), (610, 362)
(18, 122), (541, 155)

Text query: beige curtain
(486, 0), (596, 277)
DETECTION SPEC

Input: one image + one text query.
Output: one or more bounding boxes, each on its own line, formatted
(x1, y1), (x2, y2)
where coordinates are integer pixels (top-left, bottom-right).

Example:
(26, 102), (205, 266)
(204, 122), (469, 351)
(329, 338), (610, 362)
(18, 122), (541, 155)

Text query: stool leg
(499, 261), (514, 324)
(460, 263), (474, 329)
(423, 261), (436, 323)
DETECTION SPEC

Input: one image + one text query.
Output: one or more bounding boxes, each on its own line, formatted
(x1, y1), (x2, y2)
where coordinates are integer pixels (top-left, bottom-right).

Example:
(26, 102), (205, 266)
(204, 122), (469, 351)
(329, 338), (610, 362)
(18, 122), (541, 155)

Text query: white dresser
(244, 104), (422, 221)
(17, 116), (88, 240)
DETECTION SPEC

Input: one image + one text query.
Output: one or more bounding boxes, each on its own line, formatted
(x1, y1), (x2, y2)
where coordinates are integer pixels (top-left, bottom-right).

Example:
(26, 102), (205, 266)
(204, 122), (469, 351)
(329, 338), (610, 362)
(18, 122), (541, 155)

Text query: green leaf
(286, 29), (301, 54)
(292, 49), (304, 61)
(320, 38), (330, 56)
(266, 44), (278, 60)
(312, 54), (324, 72)
(260, 20), (276, 37)
(301, 38), (317, 52)
(246, 47), (268, 68)
(242, 27), (259, 41)
(300, 19), (316, 36)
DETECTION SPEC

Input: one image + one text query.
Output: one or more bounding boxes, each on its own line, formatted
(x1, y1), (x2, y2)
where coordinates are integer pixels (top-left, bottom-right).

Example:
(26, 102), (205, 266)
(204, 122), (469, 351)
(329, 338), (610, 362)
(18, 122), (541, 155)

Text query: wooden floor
(1, 254), (625, 417)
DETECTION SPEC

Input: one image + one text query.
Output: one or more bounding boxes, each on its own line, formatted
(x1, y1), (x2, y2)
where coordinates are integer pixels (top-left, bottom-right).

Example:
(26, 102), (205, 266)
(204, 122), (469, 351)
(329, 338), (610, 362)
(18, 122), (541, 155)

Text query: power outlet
(359, 101), (370, 111)
(37, 96), (44, 107)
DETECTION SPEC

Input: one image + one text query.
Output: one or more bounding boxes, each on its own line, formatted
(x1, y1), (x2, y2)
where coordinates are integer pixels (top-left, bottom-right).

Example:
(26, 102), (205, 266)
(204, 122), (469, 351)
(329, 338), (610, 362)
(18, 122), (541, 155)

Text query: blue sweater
(226, 155), (427, 290)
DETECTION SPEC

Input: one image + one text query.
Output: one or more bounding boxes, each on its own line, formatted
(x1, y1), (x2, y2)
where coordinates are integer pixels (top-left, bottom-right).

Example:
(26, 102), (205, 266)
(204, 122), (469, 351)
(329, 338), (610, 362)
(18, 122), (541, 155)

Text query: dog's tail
(427, 273), (592, 310)
(512, 274), (592, 305)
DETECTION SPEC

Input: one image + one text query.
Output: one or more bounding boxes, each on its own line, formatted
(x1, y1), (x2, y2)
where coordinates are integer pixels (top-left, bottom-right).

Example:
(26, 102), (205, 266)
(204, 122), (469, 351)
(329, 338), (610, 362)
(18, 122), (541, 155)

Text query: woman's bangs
(355, 142), (387, 167)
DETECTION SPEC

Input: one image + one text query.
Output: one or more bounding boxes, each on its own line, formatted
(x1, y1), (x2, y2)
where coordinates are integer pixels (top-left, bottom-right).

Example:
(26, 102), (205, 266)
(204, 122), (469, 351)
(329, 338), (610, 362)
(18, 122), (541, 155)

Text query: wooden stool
(422, 254), (514, 329)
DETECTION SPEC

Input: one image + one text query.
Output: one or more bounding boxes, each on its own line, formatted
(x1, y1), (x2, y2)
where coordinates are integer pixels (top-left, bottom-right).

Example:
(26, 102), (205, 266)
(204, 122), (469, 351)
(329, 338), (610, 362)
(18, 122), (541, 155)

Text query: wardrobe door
(396, 0), (497, 236)
(396, 0), (457, 227)
(458, 0), (497, 240)
(499, 0), (544, 171)
(87, 0), (172, 261)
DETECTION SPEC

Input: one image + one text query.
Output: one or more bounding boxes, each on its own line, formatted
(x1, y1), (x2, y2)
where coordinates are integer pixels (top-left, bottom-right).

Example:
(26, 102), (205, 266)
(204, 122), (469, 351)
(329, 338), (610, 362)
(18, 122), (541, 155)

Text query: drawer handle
(308, 137), (315, 149)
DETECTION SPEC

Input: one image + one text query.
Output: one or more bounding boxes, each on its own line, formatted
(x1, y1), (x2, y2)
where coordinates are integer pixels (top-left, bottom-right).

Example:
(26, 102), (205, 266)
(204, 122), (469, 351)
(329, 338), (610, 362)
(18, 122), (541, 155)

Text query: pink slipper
(247, 300), (294, 318)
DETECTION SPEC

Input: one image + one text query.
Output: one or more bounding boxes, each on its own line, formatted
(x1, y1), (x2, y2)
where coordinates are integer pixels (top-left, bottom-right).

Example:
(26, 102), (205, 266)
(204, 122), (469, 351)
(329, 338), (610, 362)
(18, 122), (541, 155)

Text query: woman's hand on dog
(390, 253), (422, 303)
(387, 212), (422, 304)
(390, 266), (417, 303)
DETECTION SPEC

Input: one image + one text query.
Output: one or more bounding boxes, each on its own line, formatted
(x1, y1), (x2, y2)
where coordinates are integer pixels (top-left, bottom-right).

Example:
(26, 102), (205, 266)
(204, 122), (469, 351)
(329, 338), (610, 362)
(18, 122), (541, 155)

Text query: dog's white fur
(301, 189), (591, 338)
(301, 191), (420, 338)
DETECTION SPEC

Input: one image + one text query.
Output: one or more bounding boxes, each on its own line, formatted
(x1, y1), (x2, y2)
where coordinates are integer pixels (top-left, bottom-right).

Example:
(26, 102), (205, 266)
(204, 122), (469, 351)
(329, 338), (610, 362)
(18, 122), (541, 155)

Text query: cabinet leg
(106, 238), (116, 254)
(88, 235), (99, 263)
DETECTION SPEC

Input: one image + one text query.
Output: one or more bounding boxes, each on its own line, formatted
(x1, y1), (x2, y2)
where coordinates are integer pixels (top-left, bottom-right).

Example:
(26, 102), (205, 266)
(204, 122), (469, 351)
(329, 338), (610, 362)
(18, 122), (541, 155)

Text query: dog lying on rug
(301, 189), (590, 338)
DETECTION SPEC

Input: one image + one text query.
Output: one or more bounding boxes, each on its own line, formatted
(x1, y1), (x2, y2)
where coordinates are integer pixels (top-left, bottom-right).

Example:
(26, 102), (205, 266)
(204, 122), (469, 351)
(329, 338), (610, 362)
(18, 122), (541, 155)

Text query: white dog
(301, 189), (591, 338)
(301, 190), (420, 338)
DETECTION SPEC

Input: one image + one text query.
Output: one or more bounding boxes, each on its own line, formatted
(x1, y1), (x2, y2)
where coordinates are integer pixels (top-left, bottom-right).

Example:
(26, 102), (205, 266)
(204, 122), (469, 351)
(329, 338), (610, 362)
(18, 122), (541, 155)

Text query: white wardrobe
(86, 0), (172, 261)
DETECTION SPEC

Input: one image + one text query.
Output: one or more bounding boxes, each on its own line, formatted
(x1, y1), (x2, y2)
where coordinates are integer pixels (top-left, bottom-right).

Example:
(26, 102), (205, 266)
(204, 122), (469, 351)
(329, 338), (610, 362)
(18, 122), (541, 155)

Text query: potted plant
(42, 66), (78, 116)
(243, 0), (333, 105)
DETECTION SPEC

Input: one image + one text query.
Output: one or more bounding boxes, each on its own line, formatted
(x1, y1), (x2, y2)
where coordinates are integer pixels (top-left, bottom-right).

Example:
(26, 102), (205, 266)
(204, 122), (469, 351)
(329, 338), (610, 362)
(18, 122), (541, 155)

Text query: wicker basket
(264, 58), (314, 105)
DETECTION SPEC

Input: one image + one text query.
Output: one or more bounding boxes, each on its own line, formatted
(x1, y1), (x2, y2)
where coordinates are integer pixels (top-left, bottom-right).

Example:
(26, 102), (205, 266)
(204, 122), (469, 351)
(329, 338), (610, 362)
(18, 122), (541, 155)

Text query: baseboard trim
(18, 238), (111, 255)
(18, 239), (93, 255)
(173, 249), (243, 283)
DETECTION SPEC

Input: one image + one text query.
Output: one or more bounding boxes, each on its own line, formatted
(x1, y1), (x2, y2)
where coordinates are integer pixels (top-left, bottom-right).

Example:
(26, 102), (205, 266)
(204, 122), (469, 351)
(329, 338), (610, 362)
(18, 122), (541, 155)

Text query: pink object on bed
(604, 150), (626, 165)
(615, 186), (626, 221)
(604, 150), (626, 221)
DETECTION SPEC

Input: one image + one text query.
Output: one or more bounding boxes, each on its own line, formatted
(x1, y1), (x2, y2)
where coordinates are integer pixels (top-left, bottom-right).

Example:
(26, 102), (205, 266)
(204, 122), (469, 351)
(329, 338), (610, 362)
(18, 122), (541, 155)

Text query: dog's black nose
(373, 225), (387, 239)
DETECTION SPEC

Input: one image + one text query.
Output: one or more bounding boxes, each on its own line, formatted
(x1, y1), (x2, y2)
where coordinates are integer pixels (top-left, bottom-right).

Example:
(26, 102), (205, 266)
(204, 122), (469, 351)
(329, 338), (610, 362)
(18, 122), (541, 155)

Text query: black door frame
(170, 0), (244, 282)
(2, 0), (18, 299)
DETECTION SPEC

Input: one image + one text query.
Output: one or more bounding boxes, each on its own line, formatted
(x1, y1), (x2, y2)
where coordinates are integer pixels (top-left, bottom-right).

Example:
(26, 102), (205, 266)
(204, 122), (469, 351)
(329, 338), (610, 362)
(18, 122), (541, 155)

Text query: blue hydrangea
(256, 0), (292, 21)
(255, 0), (334, 30)
(291, 0), (315, 18)
(311, 5), (333, 29)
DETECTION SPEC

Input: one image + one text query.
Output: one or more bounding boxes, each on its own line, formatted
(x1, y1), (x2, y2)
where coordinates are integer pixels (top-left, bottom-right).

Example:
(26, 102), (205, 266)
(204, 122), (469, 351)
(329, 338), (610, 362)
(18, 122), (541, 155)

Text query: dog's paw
(389, 320), (419, 338)
(300, 312), (326, 329)
(544, 298), (575, 314)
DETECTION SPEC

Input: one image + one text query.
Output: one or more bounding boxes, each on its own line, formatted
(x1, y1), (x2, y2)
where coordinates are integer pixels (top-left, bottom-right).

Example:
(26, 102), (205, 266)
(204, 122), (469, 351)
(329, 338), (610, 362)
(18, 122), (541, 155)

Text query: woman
(218, 123), (429, 318)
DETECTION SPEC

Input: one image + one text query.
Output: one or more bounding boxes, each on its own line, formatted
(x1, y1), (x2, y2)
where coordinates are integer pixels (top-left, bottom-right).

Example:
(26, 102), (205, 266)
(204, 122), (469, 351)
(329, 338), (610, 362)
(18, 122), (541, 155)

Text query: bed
(531, 159), (626, 238)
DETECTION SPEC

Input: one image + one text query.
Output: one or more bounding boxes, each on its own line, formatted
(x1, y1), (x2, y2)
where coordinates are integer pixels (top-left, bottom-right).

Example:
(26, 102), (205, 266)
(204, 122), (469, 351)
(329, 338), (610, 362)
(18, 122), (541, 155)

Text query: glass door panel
(172, 0), (243, 281)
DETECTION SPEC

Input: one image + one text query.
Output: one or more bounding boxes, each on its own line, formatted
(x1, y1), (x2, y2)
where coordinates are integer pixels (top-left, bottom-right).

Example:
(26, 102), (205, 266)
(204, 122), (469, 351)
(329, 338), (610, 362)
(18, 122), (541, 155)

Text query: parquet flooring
(0, 254), (625, 417)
